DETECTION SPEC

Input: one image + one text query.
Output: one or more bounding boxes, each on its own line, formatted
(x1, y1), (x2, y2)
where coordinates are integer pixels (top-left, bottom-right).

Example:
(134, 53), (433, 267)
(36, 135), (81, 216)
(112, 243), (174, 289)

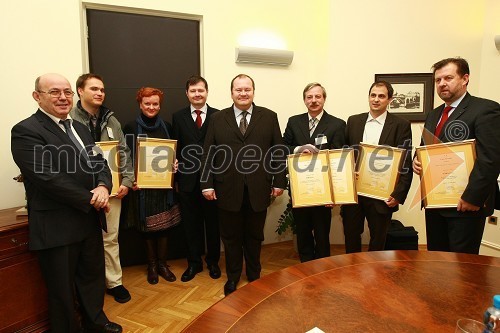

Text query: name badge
(106, 127), (114, 139)
(315, 135), (327, 146)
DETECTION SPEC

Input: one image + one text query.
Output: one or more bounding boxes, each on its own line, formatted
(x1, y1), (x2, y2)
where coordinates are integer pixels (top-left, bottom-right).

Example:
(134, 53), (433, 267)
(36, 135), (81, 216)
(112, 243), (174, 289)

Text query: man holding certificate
(342, 81), (412, 253)
(71, 73), (133, 304)
(413, 57), (500, 254)
(283, 82), (346, 262)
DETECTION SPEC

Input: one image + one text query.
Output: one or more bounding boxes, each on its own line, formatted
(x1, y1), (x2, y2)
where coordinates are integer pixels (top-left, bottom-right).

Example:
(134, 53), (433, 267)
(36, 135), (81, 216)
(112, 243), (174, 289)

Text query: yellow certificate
(95, 140), (120, 197)
(416, 140), (476, 208)
(356, 142), (405, 201)
(288, 150), (333, 208)
(135, 138), (177, 189)
(329, 148), (357, 204)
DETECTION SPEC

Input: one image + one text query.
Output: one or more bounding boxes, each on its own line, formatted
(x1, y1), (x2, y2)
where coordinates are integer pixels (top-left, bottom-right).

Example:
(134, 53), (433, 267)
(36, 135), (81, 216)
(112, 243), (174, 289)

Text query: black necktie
(60, 119), (88, 159)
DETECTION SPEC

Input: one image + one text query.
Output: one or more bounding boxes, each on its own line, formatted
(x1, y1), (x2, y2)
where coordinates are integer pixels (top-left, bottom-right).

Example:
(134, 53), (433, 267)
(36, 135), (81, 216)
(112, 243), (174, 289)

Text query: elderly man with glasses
(11, 73), (122, 333)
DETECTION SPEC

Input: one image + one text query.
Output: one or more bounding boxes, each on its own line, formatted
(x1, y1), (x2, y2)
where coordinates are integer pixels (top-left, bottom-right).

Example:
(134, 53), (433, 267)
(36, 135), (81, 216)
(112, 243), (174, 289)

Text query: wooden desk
(182, 251), (500, 332)
(0, 207), (49, 333)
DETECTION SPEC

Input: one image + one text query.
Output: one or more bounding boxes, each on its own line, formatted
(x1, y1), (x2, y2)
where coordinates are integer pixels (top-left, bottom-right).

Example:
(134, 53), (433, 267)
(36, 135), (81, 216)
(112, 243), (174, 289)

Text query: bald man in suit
(413, 57), (500, 254)
(342, 81), (412, 253)
(11, 73), (121, 332)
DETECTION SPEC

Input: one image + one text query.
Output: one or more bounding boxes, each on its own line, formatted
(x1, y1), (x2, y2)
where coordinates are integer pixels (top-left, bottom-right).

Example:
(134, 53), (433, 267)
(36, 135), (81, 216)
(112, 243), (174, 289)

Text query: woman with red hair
(123, 87), (177, 284)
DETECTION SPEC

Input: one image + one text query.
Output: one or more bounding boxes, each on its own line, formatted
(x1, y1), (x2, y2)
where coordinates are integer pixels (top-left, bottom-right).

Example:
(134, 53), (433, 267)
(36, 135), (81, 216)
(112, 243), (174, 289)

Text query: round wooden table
(182, 250), (500, 332)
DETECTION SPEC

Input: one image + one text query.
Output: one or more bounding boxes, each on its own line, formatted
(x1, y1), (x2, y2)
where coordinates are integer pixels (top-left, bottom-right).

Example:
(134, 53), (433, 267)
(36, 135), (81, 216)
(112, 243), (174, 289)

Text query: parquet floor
(103, 241), (308, 332)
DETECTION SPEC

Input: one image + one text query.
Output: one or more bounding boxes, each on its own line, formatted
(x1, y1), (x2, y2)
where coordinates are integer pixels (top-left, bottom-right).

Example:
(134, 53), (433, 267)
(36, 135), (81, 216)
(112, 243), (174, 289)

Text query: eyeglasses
(38, 90), (75, 98)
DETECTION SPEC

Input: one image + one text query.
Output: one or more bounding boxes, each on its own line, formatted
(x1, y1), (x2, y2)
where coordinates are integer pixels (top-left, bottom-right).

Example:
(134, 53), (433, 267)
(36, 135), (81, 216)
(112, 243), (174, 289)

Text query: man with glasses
(71, 73), (133, 304)
(11, 73), (122, 332)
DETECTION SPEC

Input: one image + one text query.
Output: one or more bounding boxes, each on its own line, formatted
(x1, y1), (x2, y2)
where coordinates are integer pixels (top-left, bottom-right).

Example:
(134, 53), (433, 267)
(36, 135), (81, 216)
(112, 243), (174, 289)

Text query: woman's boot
(157, 236), (176, 282)
(145, 238), (159, 284)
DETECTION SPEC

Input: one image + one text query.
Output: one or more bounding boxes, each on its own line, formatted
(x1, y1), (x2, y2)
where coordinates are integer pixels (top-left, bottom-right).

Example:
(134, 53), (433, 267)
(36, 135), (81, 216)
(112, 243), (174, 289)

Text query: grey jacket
(70, 102), (134, 188)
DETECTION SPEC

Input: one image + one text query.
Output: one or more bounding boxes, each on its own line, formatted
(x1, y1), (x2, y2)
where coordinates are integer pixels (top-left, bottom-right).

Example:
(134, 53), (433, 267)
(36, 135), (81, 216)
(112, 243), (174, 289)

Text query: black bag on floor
(384, 219), (418, 250)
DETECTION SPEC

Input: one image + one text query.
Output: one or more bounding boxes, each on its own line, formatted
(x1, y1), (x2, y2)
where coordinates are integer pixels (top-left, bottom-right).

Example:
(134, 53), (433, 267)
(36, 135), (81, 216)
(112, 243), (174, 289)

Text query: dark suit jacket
(346, 111), (413, 213)
(200, 104), (287, 212)
(421, 92), (500, 216)
(11, 110), (112, 250)
(283, 110), (346, 152)
(172, 105), (219, 192)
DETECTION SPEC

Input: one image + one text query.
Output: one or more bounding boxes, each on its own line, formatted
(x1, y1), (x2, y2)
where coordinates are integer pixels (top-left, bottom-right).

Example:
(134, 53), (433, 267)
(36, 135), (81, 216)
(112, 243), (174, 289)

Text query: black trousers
(293, 206), (332, 262)
(37, 226), (107, 333)
(342, 197), (392, 253)
(217, 188), (266, 282)
(178, 190), (220, 268)
(425, 209), (486, 254)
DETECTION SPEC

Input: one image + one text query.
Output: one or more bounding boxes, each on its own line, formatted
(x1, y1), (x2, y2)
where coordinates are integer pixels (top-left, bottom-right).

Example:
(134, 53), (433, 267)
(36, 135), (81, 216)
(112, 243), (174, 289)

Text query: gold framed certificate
(135, 137), (177, 189)
(287, 150), (334, 208)
(356, 142), (406, 201)
(95, 141), (120, 197)
(415, 139), (476, 209)
(329, 148), (357, 204)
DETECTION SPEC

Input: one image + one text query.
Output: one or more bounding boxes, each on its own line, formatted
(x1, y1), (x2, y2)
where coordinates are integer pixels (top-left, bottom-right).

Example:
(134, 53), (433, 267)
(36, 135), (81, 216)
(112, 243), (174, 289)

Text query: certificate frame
(287, 150), (334, 208)
(415, 139), (476, 209)
(95, 140), (120, 197)
(135, 137), (177, 189)
(356, 142), (406, 201)
(328, 148), (358, 204)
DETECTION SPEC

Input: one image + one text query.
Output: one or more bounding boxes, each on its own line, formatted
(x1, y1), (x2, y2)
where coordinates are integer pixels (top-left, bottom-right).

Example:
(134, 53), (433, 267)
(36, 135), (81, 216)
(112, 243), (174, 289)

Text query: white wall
(2, 0), (498, 255)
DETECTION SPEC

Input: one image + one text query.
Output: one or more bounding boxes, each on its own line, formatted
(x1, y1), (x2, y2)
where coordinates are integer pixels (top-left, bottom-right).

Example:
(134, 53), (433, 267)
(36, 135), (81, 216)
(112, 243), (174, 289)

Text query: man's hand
(114, 185), (129, 199)
(173, 159), (179, 173)
(457, 198), (480, 212)
(412, 157), (422, 175)
(90, 185), (110, 210)
(385, 196), (400, 208)
(297, 144), (319, 154)
(203, 189), (217, 201)
(271, 188), (284, 197)
(132, 181), (139, 191)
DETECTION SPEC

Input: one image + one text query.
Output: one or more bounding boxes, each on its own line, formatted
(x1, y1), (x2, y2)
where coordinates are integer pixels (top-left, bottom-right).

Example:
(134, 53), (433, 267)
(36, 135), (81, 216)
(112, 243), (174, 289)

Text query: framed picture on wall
(374, 73), (434, 122)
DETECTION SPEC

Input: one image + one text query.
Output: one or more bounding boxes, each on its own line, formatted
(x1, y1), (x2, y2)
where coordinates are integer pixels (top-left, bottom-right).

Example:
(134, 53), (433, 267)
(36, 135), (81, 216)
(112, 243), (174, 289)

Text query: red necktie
(194, 110), (202, 129)
(433, 106), (452, 143)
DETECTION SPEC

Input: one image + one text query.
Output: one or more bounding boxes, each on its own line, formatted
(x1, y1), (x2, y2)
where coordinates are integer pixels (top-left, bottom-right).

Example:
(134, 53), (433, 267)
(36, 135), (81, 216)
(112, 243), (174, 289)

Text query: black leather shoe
(181, 266), (203, 282)
(224, 280), (237, 296)
(89, 322), (122, 333)
(80, 321), (123, 333)
(247, 275), (260, 283)
(102, 322), (122, 333)
(207, 264), (221, 279)
(106, 285), (131, 303)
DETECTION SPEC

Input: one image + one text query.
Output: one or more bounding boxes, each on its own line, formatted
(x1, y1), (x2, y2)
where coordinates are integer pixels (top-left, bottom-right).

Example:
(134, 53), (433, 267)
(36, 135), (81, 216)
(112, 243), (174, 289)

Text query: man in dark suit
(283, 82), (346, 262)
(172, 75), (221, 282)
(11, 73), (122, 333)
(342, 81), (412, 253)
(413, 57), (500, 254)
(201, 74), (287, 296)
